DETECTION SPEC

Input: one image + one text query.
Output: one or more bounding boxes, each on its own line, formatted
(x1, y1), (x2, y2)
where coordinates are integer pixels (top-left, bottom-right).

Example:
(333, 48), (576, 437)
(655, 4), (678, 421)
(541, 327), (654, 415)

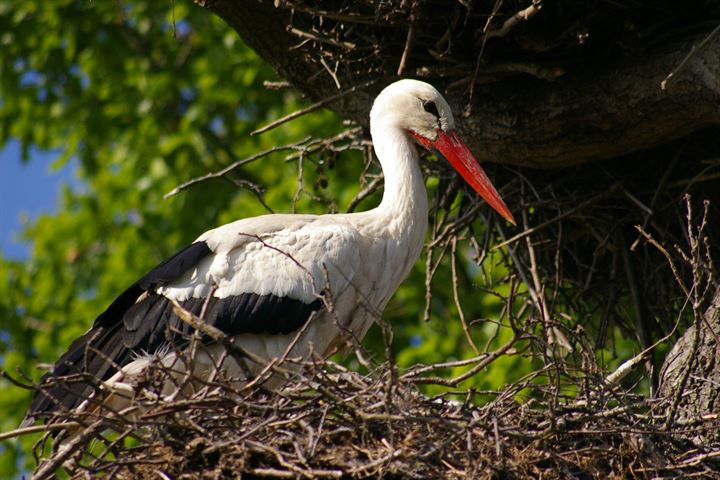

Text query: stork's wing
(26, 214), (354, 421)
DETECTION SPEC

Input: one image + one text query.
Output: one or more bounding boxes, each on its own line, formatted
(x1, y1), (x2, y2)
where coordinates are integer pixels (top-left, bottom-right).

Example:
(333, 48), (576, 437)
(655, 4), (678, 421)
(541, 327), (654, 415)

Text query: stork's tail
(24, 323), (128, 425)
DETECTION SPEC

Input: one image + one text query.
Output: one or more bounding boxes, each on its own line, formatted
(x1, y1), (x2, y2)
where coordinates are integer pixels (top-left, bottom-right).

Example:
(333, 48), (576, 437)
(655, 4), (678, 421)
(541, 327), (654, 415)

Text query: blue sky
(0, 140), (77, 259)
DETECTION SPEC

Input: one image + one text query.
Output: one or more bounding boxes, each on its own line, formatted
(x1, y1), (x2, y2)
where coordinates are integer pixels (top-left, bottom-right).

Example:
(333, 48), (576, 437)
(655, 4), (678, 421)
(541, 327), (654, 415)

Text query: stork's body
(26, 80), (513, 422)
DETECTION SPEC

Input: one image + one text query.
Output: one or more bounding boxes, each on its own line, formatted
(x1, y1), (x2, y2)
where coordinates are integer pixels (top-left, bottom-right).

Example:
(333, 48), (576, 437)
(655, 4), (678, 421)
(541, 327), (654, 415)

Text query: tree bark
(658, 288), (720, 443)
(201, 0), (720, 168)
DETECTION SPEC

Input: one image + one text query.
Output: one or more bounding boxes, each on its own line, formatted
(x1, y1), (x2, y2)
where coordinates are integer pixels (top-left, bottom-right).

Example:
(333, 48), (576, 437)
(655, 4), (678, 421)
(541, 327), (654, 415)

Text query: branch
(250, 80), (376, 136)
(661, 22), (720, 90)
(164, 137), (313, 198)
(482, 1), (542, 41)
(204, 0), (720, 168)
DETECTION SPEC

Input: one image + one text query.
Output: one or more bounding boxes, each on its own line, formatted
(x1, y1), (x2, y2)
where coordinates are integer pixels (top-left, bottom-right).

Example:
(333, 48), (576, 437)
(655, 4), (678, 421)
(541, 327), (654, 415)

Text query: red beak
(413, 129), (516, 225)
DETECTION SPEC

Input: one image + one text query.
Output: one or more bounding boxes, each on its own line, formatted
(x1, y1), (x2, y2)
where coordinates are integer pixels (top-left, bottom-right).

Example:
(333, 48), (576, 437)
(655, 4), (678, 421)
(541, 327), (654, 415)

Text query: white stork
(25, 79), (514, 423)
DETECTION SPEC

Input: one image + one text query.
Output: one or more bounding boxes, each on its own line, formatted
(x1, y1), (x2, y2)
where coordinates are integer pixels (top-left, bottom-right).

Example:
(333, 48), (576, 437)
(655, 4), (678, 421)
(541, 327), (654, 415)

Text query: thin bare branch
(250, 80), (376, 136)
(661, 22), (720, 90)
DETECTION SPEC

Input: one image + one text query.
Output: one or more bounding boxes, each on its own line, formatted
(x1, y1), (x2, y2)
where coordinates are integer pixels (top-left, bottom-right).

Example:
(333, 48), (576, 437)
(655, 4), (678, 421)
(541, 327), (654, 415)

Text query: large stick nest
(18, 202), (720, 478)
(23, 352), (720, 479)
(13, 159), (720, 478)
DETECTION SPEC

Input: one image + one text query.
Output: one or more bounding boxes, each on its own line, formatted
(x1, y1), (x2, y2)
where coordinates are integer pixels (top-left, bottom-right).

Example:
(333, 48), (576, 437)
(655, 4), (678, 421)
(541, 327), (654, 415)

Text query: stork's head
(370, 79), (515, 225)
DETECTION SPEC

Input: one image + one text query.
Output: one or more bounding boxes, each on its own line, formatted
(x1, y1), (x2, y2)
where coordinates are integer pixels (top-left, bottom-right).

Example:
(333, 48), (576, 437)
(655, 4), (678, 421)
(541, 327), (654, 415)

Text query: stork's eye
(422, 100), (439, 118)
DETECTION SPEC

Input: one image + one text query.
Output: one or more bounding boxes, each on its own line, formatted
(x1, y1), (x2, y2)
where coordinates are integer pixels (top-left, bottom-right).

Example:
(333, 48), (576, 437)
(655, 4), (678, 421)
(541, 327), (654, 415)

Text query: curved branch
(460, 31), (720, 168)
(202, 0), (720, 168)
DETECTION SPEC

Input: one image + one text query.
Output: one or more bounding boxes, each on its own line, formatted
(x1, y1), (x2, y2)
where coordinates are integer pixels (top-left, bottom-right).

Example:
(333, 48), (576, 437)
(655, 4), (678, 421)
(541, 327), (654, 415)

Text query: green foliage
(0, 1), (535, 475)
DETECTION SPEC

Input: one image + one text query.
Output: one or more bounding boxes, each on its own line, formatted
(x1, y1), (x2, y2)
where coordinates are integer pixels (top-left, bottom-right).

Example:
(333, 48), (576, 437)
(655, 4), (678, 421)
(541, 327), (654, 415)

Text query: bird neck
(372, 126), (429, 241)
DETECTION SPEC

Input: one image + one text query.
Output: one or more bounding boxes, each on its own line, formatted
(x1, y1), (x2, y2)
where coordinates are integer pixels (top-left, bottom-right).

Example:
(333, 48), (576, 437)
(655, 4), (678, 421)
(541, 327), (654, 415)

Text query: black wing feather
(94, 241), (212, 328)
(26, 240), (323, 421)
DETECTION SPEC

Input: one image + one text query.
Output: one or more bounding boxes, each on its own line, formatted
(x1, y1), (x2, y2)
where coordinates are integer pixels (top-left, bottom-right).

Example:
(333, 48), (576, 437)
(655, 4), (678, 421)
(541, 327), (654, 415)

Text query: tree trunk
(200, 0), (720, 168)
(658, 288), (720, 443)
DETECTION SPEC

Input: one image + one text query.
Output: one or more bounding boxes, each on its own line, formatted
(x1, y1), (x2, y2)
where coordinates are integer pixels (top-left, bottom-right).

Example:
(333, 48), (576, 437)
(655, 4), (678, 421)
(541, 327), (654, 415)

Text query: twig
(264, 80), (291, 90)
(634, 226), (690, 298)
(661, 23), (720, 90)
(0, 422), (81, 442)
(33, 420), (104, 480)
(251, 80), (376, 136)
(408, 335), (519, 386)
(493, 185), (619, 250)
(347, 174), (383, 213)
(397, 20), (417, 76)
(164, 137), (313, 198)
(320, 56), (342, 89)
(170, 299), (262, 380)
(451, 237), (480, 355)
(287, 27), (356, 50)
(484, 0), (542, 41)
(280, 3), (377, 25)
